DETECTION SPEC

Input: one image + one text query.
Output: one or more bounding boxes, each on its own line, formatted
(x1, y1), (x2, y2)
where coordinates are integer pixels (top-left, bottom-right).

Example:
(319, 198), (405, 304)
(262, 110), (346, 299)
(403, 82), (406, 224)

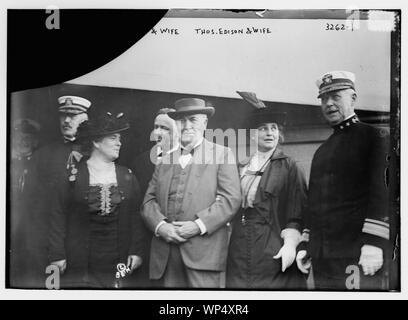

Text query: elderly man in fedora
(142, 98), (241, 288)
(296, 71), (390, 290)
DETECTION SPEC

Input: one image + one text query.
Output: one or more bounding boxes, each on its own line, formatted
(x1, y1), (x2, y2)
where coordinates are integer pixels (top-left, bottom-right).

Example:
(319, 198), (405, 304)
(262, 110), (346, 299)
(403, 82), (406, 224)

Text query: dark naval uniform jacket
(33, 139), (83, 189)
(302, 115), (390, 260)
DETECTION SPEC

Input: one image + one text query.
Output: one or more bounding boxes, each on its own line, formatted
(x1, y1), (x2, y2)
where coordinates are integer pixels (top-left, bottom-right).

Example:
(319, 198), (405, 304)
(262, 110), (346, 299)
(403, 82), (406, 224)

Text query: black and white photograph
(2, 1), (405, 302)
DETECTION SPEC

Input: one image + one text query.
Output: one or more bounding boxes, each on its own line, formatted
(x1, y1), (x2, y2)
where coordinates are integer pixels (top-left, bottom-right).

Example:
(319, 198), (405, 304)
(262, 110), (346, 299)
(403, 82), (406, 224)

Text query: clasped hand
(157, 221), (200, 243)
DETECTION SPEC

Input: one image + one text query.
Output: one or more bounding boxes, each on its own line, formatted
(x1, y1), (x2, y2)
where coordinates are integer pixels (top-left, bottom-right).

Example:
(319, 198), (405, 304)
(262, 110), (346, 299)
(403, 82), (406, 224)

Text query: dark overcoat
(305, 120), (390, 260)
(227, 148), (308, 289)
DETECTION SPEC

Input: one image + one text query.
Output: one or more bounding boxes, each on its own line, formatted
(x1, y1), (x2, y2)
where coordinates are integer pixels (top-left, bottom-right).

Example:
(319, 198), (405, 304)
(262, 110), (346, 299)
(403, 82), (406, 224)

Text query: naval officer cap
(316, 71), (356, 98)
(58, 95), (91, 115)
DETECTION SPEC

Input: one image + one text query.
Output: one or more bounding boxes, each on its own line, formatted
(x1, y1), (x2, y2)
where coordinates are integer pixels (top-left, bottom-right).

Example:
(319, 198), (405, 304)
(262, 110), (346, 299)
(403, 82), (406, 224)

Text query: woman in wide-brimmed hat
(226, 108), (308, 289)
(48, 112), (145, 288)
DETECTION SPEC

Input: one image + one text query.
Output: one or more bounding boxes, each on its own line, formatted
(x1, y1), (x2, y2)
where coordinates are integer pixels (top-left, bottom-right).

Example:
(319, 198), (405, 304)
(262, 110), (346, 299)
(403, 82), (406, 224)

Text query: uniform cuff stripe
(365, 218), (389, 228)
(362, 222), (390, 240)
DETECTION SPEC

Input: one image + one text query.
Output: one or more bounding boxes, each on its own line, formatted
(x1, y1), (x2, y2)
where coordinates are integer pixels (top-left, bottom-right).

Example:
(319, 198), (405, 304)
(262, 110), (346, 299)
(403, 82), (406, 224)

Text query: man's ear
(351, 91), (357, 103)
(92, 141), (99, 149)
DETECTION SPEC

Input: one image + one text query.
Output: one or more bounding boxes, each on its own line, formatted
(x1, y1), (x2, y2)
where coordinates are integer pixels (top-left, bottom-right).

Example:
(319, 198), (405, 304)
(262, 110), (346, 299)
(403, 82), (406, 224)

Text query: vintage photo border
(1, 0), (406, 300)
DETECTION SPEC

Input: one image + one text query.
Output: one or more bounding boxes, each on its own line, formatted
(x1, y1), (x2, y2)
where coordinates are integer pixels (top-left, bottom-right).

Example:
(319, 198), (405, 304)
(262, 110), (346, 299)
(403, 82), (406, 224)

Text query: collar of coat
(160, 138), (216, 165)
(72, 160), (133, 190)
(239, 148), (288, 168)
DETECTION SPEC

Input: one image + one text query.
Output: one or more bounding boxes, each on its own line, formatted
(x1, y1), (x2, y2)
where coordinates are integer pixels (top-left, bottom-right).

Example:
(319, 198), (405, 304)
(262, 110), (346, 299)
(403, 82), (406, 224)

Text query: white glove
(358, 245), (383, 276)
(296, 250), (311, 274)
(273, 228), (301, 272)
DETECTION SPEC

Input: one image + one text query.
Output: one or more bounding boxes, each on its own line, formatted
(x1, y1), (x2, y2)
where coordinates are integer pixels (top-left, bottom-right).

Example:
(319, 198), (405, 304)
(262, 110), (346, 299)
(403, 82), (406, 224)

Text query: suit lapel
(253, 148), (287, 205)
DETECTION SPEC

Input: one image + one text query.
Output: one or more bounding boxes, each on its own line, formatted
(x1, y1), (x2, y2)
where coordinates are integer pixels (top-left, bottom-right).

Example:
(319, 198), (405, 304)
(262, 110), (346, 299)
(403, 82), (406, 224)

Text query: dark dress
(226, 149), (307, 289)
(87, 184), (122, 287)
(48, 162), (145, 288)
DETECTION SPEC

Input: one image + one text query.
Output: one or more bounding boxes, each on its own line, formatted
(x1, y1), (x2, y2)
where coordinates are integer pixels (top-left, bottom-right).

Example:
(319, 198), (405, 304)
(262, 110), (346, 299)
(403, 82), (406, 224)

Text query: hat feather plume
(236, 91), (267, 109)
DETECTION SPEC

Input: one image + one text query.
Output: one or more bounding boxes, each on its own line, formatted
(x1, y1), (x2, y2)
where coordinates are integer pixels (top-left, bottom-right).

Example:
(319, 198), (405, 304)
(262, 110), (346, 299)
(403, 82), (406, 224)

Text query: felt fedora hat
(167, 98), (215, 120)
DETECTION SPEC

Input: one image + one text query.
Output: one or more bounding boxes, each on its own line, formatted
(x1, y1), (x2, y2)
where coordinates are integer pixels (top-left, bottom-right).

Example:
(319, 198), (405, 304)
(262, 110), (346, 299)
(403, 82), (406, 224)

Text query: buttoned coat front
(142, 139), (241, 280)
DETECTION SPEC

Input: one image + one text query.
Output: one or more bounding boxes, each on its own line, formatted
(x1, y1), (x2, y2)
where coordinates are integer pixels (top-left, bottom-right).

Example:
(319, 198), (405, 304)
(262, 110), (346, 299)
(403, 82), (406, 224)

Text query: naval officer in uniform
(25, 95), (91, 288)
(296, 71), (390, 290)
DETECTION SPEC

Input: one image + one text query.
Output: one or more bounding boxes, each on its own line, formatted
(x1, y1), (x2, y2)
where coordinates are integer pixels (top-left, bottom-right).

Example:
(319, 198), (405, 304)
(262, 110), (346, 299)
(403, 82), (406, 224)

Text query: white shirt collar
(169, 136), (204, 154)
(187, 136), (204, 150)
(64, 136), (76, 143)
(162, 142), (181, 156)
(167, 143), (180, 155)
(245, 147), (276, 172)
(344, 113), (357, 121)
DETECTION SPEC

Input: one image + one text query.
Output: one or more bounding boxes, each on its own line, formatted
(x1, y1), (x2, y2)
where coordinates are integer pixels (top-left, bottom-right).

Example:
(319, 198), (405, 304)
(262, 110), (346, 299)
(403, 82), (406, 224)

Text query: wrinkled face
(59, 112), (88, 139)
(93, 133), (122, 161)
(153, 114), (176, 150)
(13, 132), (38, 156)
(320, 89), (356, 126)
(176, 114), (208, 147)
(255, 122), (279, 152)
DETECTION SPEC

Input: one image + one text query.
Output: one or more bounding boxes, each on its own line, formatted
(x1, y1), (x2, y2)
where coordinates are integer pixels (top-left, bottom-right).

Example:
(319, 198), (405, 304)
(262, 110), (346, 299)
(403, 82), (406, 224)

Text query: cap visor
(317, 85), (354, 98)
